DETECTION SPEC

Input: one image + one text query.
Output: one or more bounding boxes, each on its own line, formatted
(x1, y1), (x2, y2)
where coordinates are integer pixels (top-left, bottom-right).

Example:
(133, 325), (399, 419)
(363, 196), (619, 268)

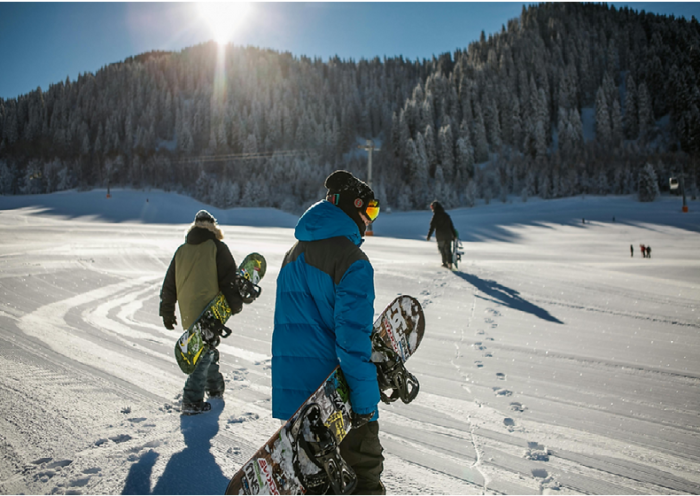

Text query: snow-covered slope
(1, 190), (699, 495)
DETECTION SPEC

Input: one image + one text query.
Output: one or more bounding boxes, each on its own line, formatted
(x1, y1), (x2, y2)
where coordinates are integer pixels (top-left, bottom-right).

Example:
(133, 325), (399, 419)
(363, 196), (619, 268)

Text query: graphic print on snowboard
(225, 294), (424, 495)
(452, 238), (463, 269)
(174, 252), (266, 374)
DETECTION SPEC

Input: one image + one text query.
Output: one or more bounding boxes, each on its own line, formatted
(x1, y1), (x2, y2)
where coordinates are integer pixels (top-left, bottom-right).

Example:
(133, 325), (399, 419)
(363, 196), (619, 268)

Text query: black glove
(163, 314), (177, 330)
(352, 411), (375, 429)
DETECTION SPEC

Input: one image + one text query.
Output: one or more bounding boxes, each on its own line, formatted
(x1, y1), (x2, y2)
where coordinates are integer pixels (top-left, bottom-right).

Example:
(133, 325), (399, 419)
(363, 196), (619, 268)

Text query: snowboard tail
(452, 238), (463, 269)
(371, 295), (424, 403)
(225, 295), (425, 495)
(174, 252), (266, 375)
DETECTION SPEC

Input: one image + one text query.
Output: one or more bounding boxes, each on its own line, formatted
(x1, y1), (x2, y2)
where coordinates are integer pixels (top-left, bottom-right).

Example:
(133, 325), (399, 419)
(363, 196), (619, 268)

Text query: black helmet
(324, 170), (377, 235)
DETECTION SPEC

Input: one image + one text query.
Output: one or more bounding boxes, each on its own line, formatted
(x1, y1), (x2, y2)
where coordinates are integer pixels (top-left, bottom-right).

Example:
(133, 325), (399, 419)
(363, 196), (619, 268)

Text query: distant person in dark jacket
(427, 200), (458, 269)
(273, 170), (384, 494)
(159, 210), (244, 415)
(646, 245), (651, 258)
(630, 244), (634, 257)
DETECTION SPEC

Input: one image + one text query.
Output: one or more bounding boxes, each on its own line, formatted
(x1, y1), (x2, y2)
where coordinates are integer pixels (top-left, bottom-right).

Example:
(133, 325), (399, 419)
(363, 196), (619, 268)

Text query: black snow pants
(437, 240), (453, 266)
(339, 421), (385, 494)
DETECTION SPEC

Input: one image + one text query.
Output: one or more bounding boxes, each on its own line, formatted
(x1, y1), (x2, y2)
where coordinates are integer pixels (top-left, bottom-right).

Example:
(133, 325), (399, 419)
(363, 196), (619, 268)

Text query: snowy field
(1, 189), (699, 495)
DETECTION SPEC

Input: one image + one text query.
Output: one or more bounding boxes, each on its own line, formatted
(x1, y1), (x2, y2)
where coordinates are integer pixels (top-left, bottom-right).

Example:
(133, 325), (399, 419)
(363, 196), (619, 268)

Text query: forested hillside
(1, 3), (698, 212)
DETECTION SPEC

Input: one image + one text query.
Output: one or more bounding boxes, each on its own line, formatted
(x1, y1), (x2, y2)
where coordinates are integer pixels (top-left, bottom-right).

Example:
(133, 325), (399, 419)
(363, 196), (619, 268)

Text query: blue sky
(1, 2), (698, 100)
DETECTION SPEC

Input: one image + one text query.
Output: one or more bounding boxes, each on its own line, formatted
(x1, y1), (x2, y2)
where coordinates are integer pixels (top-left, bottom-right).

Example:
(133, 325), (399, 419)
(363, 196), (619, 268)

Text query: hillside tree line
(1, 3), (699, 212)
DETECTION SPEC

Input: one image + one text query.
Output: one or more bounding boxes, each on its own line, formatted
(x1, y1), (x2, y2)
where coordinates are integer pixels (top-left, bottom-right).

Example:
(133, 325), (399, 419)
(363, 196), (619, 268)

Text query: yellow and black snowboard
(174, 252), (266, 374)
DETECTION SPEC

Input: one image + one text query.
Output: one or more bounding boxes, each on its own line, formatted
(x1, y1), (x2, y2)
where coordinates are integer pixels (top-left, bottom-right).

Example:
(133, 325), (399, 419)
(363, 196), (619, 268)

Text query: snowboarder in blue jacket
(272, 170), (384, 494)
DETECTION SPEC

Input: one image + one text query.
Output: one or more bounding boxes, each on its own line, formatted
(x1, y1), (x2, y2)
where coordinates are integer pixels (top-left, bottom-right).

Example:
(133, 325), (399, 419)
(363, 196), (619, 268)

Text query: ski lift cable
(178, 149), (319, 164)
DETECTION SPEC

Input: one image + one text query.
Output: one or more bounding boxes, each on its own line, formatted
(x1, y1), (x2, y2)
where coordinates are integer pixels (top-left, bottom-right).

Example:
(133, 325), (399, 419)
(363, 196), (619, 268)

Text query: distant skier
(159, 210), (244, 415)
(427, 200), (458, 269)
(630, 244), (634, 257)
(640, 244), (646, 258)
(646, 245), (652, 258)
(272, 170), (385, 494)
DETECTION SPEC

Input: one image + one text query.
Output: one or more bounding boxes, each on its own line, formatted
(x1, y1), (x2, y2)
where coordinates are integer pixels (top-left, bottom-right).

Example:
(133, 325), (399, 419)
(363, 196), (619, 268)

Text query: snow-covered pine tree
(484, 96), (502, 150)
(595, 86), (612, 147)
(405, 138), (421, 183)
(396, 183), (413, 211)
(455, 136), (475, 182)
(557, 107), (572, 156)
(637, 82), (653, 139)
(596, 169), (609, 195)
(423, 125), (438, 177)
(415, 133), (429, 177)
(611, 100), (623, 147)
(438, 124), (455, 181)
(465, 179), (477, 207)
(0, 160), (12, 194)
(472, 103), (489, 163)
(624, 73), (638, 140)
(433, 165), (445, 203)
(637, 162), (660, 202)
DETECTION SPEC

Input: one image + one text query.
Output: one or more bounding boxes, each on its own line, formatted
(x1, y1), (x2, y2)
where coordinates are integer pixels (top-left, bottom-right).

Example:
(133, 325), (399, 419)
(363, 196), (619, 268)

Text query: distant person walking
(646, 245), (651, 258)
(630, 244), (633, 257)
(640, 244), (646, 258)
(427, 200), (458, 269)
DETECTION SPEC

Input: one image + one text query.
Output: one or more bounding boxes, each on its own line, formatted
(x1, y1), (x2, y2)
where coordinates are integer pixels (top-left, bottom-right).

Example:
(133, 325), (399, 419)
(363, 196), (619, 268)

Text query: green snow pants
(183, 347), (225, 404)
(339, 420), (385, 495)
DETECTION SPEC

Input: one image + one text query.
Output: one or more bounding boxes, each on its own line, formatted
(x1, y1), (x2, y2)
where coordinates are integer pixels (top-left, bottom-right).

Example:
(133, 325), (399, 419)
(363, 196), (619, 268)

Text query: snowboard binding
(200, 312), (232, 345)
(235, 274), (262, 304)
(289, 403), (357, 495)
(373, 338), (420, 404)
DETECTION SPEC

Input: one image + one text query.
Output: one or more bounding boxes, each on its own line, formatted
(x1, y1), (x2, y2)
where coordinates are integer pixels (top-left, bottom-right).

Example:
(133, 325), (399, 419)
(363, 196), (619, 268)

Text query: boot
(181, 400), (212, 416)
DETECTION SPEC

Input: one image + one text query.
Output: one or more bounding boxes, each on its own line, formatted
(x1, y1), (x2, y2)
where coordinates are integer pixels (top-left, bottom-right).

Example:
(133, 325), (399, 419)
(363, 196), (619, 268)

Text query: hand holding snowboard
(225, 295), (424, 495)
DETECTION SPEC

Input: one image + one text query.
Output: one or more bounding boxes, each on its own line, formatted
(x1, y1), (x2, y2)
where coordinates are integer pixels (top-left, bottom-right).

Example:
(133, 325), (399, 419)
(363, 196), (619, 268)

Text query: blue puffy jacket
(272, 200), (380, 421)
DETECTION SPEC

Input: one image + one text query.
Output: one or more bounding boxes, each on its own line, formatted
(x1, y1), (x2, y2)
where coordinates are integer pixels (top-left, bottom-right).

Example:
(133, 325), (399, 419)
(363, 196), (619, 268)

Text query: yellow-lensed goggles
(364, 199), (380, 221)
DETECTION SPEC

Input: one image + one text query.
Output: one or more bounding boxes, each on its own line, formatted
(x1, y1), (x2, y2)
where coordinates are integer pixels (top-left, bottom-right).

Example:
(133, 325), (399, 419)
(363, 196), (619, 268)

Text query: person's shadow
(453, 271), (563, 324)
(122, 400), (229, 495)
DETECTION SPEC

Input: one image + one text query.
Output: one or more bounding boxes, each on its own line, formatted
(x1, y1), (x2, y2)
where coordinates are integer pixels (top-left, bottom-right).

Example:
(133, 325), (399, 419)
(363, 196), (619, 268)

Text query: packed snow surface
(1, 189), (699, 495)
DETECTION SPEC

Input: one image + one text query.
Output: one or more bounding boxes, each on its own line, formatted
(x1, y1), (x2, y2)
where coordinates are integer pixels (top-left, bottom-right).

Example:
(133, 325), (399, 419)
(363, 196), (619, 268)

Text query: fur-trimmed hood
(186, 220), (224, 241)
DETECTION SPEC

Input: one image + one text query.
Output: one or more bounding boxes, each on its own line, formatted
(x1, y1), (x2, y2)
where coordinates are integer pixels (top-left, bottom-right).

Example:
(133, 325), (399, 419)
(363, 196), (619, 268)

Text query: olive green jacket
(159, 222), (243, 329)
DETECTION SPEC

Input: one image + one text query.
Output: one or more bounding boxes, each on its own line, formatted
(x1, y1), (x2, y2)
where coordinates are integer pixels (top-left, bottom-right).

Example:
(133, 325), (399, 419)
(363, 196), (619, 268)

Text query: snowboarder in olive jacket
(159, 210), (244, 415)
(427, 200), (458, 269)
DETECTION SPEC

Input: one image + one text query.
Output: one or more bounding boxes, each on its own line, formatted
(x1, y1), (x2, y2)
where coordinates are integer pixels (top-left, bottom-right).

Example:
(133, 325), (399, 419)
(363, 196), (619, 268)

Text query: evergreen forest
(1, 2), (699, 212)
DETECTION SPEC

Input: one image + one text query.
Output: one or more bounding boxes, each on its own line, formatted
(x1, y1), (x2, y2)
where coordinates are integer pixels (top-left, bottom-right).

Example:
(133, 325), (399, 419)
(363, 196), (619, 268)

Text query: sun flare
(197, 2), (251, 45)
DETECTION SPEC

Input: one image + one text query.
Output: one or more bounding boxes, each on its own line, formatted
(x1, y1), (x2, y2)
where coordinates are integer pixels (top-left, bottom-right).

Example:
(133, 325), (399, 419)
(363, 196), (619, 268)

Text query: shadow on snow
(453, 270), (563, 324)
(122, 401), (229, 495)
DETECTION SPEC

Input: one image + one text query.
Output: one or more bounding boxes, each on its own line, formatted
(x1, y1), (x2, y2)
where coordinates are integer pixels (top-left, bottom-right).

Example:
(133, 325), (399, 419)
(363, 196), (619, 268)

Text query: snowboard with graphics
(174, 252), (266, 374)
(225, 295), (425, 495)
(452, 238), (463, 269)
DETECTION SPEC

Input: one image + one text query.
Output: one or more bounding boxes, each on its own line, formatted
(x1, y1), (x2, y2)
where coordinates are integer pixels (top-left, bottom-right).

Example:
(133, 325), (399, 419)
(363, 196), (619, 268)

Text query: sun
(197, 2), (251, 45)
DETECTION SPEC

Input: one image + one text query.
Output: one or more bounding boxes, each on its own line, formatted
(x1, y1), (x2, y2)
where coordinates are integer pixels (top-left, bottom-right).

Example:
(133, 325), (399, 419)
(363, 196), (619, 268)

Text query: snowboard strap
(236, 275), (262, 304)
(289, 403), (357, 495)
(200, 314), (232, 343)
(373, 338), (420, 404)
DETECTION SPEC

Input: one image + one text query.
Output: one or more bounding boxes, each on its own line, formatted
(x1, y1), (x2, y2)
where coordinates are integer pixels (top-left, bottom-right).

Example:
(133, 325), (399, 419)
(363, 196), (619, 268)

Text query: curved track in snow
(1, 194), (700, 494)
